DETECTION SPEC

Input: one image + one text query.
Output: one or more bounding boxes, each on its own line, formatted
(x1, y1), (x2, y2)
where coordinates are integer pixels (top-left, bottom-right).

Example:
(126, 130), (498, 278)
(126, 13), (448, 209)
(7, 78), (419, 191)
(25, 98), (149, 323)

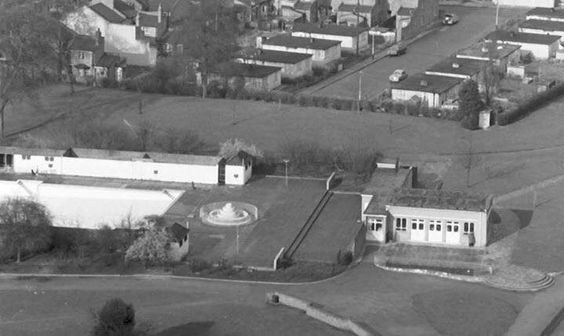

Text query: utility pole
(358, 70), (363, 112)
(356, 0), (360, 55)
(282, 159), (289, 186)
(495, 2), (500, 29)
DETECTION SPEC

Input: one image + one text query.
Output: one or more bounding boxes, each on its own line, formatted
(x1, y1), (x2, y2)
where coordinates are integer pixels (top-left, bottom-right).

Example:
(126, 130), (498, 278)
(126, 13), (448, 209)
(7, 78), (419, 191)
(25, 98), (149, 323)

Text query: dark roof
(114, 0), (137, 19)
(74, 63), (91, 69)
(90, 3), (126, 23)
(526, 7), (564, 20)
(168, 222), (189, 243)
(363, 166), (413, 195)
(293, 23), (369, 37)
(338, 3), (374, 13)
(425, 57), (484, 77)
(226, 151), (253, 165)
(520, 19), (564, 32)
(70, 35), (98, 52)
(0, 146), (65, 157)
(456, 42), (521, 60)
(397, 7), (415, 16)
(485, 30), (561, 45)
(64, 148), (223, 165)
(238, 49), (312, 64)
(262, 34), (341, 50)
(212, 62), (281, 78)
(391, 73), (463, 94)
(96, 53), (126, 67)
(389, 188), (489, 212)
(138, 12), (159, 27)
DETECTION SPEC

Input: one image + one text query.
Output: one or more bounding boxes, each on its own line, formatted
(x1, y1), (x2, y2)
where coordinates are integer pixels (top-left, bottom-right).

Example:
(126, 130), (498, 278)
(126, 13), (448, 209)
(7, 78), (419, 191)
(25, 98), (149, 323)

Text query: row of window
(21, 156), (54, 161)
(395, 217), (475, 234)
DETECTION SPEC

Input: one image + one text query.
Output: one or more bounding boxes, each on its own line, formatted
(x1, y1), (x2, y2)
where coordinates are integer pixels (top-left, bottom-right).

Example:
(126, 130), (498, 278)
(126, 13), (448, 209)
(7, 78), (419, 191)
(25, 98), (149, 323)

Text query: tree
(0, 198), (52, 263)
(91, 298), (136, 336)
(125, 227), (171, 267)
(175, 0), (239, 98)
(218, 138), (264, 159)
(458, 79), (483, 130)
(481, 61), (502, 107)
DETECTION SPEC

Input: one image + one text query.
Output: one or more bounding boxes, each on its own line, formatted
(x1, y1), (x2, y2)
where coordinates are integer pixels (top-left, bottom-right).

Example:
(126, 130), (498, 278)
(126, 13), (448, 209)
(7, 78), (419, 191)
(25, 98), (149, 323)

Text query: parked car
(442, 13), (459, 25)
(387, 43), (407, 56)
(389, 69), (408, 83)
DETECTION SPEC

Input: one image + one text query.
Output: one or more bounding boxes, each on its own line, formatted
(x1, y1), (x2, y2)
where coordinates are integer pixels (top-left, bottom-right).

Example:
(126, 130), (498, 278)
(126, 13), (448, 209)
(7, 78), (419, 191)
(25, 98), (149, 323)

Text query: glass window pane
(419, 223), (424, 230)
(436, 225), (441, 231)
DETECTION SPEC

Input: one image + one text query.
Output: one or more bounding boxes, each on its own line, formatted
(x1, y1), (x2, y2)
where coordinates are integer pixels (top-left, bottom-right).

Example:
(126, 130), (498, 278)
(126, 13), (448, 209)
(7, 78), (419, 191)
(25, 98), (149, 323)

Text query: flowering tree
(125, 227), (170, 267)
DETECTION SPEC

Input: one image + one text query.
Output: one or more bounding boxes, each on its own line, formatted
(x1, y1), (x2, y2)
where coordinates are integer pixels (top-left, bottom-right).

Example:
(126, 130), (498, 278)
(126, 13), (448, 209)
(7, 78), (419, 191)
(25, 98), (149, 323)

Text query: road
(308, 6), (526, 100)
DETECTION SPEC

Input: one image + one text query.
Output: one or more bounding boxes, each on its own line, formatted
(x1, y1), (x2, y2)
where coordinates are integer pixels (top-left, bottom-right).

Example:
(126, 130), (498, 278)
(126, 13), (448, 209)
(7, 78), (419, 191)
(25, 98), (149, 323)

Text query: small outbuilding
(206, 62), (282, 91)
(224, 151), (254, 186)
(456, 42), (521, 74)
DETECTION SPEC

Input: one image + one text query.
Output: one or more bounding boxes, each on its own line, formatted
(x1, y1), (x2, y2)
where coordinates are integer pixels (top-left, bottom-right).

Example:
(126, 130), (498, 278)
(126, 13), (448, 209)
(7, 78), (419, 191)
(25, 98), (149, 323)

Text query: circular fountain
(200, 202), (258, 226)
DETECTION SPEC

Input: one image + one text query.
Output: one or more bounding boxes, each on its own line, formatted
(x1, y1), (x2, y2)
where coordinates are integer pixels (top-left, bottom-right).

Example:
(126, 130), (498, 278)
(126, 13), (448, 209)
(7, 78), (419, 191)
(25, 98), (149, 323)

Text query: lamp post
(282, 159), (289, 186)
(495, 2), (500, 29)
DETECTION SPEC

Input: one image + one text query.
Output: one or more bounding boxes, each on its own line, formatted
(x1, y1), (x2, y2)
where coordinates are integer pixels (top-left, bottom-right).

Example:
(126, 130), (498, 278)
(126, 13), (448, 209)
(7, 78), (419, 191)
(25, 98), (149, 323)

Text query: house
(0, 146), (254, 186)
(258, 34), (341, 68)
(94, 53), (127, 83)
(485, 30), (560, 59)
(337, 2), (390, 28)
(206, 62), (282, 91)
(136, 10), (166, 38)
(456, 42), (521, 74)
(425, 57), (486, 90)
(392, 0), (440, 41)
(291, 22), (369, 54)
(494, 0), (555, 8)
(69, 33), (105, 84)
(294, 0), (319, 23)
(519, 19), (564, 47)
(236, 49), (313, 79)
(390, 73), (464, 108)
(525, 7), (564, 22)
(279, 0), (316, 23)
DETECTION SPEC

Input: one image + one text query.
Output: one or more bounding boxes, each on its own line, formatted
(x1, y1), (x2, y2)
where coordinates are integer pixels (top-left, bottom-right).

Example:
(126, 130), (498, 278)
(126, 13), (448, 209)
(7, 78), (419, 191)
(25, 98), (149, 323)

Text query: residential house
(525, 7), (564, 22)
(337, 1), (390, 28)
(69, 33), (105, 84)
(258, 34), (341, 68)
(136, 9), (166, 38)
(236, 49), (313, 79)
(485, 30), (560, 59)
(205, 62), (282, 91)
(392, 0), (440, 41)
(425, 57), (486, 91)
(94, 53), (127, 83)
(519, 19), (564, 48)
(390, 73), (464, 108)
(494, 0), (555, 8)
(456, 42), (521, 74)
(292, 22), (369, 53)
(294, 0), (319, 22)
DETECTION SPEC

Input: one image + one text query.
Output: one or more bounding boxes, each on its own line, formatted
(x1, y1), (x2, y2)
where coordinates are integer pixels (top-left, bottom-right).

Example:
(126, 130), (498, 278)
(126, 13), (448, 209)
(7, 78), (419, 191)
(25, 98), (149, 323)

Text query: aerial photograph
(1, 0), (564, 335)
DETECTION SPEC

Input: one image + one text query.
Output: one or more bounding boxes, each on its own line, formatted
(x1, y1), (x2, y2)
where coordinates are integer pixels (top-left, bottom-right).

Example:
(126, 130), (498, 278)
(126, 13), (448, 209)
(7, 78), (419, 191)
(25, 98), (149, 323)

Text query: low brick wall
(266, 292), (379, 336)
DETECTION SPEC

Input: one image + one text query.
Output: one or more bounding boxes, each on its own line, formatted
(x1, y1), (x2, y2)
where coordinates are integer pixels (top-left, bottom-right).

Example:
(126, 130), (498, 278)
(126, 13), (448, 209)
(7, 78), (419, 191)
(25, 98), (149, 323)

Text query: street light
(282, 159), (289, 186)
(495, 1), (500, 29)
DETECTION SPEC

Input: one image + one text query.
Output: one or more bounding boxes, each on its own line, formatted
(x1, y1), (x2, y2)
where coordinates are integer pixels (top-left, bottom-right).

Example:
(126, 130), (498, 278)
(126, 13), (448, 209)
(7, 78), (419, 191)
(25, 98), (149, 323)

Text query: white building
(390, 73), (464, 108)
(526, 7), (564, 22)
(258, 34), (341, 68)
(485, 30), (560, 60)
(519, 19), (564, 48)
(291, 23), (369, 54)
(236, 49), (313, 79)
(494, 0), (555, 8)
(0, 147), (254, 186)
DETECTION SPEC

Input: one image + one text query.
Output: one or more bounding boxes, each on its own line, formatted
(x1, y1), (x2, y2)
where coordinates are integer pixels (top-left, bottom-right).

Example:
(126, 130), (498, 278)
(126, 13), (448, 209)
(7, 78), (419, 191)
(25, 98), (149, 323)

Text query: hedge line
(497, 81), (564, 126)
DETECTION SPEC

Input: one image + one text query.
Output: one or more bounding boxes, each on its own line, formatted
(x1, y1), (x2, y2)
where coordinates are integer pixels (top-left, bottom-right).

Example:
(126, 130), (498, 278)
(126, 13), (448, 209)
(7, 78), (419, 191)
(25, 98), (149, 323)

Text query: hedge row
(497, 81), (564, 126)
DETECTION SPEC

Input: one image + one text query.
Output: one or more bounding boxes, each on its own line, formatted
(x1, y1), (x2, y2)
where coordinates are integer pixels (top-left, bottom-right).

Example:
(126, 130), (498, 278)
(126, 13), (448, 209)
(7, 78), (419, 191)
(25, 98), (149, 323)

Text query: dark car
(387, 43), (407, 56)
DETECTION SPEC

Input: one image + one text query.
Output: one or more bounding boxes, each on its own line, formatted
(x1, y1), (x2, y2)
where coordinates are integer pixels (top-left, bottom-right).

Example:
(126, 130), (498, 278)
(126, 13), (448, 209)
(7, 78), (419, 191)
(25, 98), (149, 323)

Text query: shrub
(206, 81), (227, 98)
(189, 258), (212, 273)
(101, 78), (119, 88)
(337, 250), (353, 266)
(91, 298), (136, 336)
(218, 138), (263, 159)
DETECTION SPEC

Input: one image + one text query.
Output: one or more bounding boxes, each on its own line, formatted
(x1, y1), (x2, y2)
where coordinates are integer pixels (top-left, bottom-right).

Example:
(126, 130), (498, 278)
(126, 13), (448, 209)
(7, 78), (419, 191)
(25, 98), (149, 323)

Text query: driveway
(308, 6), (527, 100)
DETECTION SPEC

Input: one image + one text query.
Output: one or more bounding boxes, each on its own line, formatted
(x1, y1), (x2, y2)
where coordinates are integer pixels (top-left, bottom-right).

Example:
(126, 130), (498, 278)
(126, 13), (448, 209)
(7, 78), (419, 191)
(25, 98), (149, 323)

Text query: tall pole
(283, 159), (289, 186)
(358, 70), (363, 112)
(371, 34), (375, 56)
(356, 0), (360, 55)
(495, 2), (500, 29)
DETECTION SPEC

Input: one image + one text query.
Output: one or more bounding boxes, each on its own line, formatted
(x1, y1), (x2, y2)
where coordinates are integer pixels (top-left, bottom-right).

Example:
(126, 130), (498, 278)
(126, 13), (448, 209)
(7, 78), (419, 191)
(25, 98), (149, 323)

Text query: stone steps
(483, 265), (555, 292)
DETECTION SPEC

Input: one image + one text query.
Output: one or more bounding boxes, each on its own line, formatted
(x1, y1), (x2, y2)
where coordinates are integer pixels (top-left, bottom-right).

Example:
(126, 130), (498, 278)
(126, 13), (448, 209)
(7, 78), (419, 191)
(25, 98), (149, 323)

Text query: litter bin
(479, 109), (491, 130)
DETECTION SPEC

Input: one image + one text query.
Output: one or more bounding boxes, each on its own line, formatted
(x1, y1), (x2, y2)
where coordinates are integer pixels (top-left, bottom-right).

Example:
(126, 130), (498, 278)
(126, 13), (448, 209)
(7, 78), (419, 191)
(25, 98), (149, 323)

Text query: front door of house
(445, 221), (460, 245)
(410, 219), (426, 242)
(428, 220), (444, 243)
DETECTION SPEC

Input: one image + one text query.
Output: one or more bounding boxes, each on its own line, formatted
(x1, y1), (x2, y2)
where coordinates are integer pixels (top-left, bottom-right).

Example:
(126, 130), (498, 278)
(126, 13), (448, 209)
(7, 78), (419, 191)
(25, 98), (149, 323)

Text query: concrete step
(484, 273), (555, 292)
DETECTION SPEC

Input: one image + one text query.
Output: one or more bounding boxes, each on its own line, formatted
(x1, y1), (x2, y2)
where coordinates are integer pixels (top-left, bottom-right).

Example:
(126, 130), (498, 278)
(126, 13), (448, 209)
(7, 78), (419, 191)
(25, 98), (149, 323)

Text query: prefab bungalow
(485, 30), (560, 60)
(236, 49), (313, 79)
(258, 34), (341, 68)
(425, 56), (485, 80)
(456, 42), (521, 74)
(206, 62), (282, 91)
(525, 7), (564, 21)
(519, 19), (564, 48)
(390, 73), (464, 108)
(291, 23), (369, 54)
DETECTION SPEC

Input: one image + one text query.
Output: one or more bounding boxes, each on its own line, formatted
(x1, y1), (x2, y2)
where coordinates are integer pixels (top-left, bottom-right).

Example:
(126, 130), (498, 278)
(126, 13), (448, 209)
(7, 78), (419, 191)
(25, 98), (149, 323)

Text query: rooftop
(114, 0), (137, 19)
(293, 22), (369, 37)
(212, 62), (281, 78)
(363, 166), (412, 195)
(96, 53), (126, 67)
(426, 56), (485, 77)
(294, 1), (314, 10)
(456, 41), (521, 60)
(485, 30), (561, 45)
(138, 12), (159, 27)
(238, 49), (312, 64)
(389, 188), (489, 212)
(338, 3), (374, 13)
(391, 73), (463, 94)
(262, 34), (341, 50)
(519, 19), (564, 32)
(526, 7), (564, 20)
(70, 35), (99, 52)
(89, 3), (126, 24)
(65, 148), (223, 166)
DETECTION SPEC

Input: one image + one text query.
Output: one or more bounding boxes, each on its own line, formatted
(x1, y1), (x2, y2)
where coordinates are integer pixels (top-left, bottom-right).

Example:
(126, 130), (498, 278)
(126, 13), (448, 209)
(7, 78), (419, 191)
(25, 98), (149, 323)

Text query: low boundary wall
(266, 292), (380, 336)
(541, 304), (564, 336)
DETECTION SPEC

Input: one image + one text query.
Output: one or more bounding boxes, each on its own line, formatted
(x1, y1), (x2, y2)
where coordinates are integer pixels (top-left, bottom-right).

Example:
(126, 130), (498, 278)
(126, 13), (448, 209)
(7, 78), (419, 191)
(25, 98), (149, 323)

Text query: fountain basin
(200, 201), (258, 227)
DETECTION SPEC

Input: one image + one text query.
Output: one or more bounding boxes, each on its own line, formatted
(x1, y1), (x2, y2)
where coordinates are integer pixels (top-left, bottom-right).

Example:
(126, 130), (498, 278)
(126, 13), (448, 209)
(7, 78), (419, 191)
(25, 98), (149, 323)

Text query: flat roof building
(390, 73), (464, 108)
(258, 34), (342, 68)
(291, 23), (369, 54)
(485, 30), (560, 59)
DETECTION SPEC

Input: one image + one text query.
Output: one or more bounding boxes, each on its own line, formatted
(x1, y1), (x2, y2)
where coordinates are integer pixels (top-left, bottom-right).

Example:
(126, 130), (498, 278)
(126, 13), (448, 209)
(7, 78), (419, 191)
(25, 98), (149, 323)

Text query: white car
(389, 69), (408, 83)
(442, 13), (459, 25)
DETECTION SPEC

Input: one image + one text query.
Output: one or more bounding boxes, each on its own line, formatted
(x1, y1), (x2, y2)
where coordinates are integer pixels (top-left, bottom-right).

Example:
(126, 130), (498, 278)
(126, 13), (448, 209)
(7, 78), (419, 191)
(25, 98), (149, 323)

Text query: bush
(206, 81), (227, 98)
(337, 250), (353, 265)
(92, 298), (136, 336)
(100, 78), (119, 88)
(189, 258), (212, 273)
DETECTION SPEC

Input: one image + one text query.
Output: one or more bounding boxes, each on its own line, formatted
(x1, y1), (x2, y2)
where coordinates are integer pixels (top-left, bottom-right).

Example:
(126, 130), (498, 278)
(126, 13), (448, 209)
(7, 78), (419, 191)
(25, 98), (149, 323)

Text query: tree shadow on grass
(155, 321), (214, 336)
(488, 208), (534, 245)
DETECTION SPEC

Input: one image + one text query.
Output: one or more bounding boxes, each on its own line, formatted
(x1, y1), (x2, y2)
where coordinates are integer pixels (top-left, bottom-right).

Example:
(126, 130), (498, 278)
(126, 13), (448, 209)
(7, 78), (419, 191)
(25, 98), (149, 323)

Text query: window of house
(463, 222), (474, 234)
(153, 170), (158, 174)
(367, 217), (383, 231)
(22, 155), (31, 160)
(79, 52), (85, 59)
(395, 217), (407, 231)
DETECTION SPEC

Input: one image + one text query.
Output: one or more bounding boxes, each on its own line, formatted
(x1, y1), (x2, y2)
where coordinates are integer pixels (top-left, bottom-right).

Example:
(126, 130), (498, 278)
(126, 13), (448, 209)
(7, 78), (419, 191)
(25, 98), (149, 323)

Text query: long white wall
(494, 0), (554, 7)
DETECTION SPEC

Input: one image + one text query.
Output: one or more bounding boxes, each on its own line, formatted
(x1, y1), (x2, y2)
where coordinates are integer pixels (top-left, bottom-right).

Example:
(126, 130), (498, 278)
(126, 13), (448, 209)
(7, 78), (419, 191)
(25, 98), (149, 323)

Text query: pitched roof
(114, 0), (137, 19)
(338, 3), (374, 13)
(138, 12), (159, 27)
(485, 30), (561, 45)
(389, 188), (489, 212)
(526, 7), (564, 20)
(90, 3), (126, 23)
(70, 35), (99, 52)
(96, 53), (126, 67)
(226, 151), (253, 165)
(64, 148), (223, 165)
(238, 49), (312, 64)
(212, 62), (281, 78)
(168, 222), (189, 243)
(519, 19), (564, 32)
(425, 57), (485, 77)
(262, 34), (341, 50)
(293, 22), (369, 37)
(294, 1), (315, 10)
(391, 73), (463, 94)
(0, 146), (65, 157)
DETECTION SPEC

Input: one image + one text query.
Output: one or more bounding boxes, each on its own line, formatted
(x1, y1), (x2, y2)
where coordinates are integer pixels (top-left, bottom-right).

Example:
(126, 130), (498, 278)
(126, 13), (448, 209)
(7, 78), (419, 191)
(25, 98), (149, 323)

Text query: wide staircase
(484, 264), (555, 292)
(283, 191), (333, 261)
